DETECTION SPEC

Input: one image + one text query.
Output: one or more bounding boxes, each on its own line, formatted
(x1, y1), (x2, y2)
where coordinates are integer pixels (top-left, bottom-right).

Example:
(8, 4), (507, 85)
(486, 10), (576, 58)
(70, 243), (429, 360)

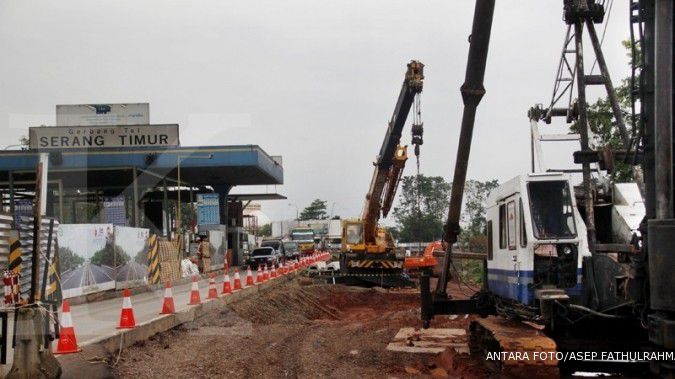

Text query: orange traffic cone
(233, 268), (242, 290)
(270, 264), (277, 279)
(117, 289), (136, 329)
(263, 264), (269, 282)
(55, 300), (81, 354)
(222, 271), (232, 295)
(208, 274), (218, 299)
(189, 276), (202, 305)
(256, 265), (264, 284)
(278, 263), (285, 276)
(246, 266), (255, 287)
(160, 281), (175, 314)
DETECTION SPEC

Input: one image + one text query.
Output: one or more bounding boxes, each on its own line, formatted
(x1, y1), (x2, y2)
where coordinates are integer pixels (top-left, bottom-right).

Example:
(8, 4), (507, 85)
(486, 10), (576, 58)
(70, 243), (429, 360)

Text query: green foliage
(58, 247), (84, 272)
(393, 175), (498, 250)
(299, 199), (328, 220)
(91, 240), (129, 267)
(259, 223), (272, 237)
(570, 40), (637, 183)
(134, 247), (147, 264)
(458, 179), (499, 251)
(454, 258), (484, 285)
(393, 175), (451, 242)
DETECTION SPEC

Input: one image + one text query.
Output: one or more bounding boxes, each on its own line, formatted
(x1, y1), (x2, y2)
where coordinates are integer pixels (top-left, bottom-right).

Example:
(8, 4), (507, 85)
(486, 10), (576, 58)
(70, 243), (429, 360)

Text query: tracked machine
(420, 0), (675, 376)
(339, 60), (425, 287)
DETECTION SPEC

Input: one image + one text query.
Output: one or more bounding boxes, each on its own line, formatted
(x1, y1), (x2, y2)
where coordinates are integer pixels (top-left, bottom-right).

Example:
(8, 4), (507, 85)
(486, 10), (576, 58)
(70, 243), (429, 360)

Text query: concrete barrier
(81, 270), (300, 355)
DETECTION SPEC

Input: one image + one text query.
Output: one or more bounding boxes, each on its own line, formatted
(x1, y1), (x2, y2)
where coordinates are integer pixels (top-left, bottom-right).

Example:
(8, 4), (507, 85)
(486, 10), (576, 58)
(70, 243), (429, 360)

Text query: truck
(290, 227), (315, 254)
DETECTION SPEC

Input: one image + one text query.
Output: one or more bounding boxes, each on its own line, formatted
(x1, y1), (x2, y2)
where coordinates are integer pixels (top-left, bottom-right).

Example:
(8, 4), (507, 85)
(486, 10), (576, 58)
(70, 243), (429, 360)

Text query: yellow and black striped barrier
(147, 235), (160, 284)
(8, 234), (22, 275)
(46, 254), (61, 303)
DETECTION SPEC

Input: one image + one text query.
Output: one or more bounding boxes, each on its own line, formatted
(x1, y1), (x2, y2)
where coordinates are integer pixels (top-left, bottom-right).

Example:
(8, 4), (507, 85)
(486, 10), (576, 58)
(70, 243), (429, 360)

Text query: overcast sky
(0, 1), (632, 223)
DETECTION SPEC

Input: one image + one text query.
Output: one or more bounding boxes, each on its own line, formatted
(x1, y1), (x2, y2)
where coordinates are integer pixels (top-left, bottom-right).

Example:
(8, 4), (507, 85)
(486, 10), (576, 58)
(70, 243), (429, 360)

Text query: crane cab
(485, 173), (590, 306)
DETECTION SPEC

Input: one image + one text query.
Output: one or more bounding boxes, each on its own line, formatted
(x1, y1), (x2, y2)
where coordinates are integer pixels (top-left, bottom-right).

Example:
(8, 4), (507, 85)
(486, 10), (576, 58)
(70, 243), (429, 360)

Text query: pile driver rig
(420, 0), (675, 375)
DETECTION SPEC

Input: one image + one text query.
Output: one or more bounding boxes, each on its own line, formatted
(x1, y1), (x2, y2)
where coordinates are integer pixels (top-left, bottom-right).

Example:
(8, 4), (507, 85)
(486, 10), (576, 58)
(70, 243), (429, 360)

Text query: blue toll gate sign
(196, 193), (220, 225)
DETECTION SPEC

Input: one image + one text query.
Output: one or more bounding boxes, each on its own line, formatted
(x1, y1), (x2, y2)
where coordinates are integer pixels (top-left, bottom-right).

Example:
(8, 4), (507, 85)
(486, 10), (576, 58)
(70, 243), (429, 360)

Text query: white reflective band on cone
(61, 312), (73, 328)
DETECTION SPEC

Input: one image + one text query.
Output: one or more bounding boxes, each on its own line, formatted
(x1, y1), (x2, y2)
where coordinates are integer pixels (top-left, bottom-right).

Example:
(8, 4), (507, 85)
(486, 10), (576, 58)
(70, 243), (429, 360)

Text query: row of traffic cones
(54, 257), (320, 355)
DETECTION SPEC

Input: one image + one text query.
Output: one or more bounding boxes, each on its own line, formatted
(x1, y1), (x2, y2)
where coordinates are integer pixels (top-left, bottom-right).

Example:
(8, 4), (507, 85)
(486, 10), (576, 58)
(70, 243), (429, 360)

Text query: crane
(340, 60), (424, 284)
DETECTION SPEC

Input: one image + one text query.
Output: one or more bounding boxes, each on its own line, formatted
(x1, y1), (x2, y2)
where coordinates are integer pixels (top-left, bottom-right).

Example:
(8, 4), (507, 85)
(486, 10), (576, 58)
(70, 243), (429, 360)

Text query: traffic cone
(278, 263), (285, 276)
(246, 266), (255, 287)
(55, 300), (81, 354)
(263, 264), (269, 282)
(294, 260), (299, 271)
(233, 269), (242, 290)
(160, 281), (176, 314)
(222, 271), (232, 295)
(117, 289), (136, 329)
(189, 276), (202, 305)
(208, 274), (218, 299)
(270, 264), (277, 279)
(256, 266), (264, 284)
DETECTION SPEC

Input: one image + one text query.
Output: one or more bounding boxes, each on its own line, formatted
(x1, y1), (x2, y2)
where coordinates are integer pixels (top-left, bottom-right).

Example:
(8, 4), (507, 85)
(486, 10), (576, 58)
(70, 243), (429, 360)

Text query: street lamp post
(288, 203), (299, 226)
(329, 202), (337, 219)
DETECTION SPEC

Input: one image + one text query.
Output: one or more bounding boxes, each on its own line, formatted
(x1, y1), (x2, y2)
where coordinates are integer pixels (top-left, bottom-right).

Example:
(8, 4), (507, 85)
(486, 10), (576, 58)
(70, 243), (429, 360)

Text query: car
(260, 239), (285, 259)
(246, 247), (280, 269)
(282, 241), (300, 261)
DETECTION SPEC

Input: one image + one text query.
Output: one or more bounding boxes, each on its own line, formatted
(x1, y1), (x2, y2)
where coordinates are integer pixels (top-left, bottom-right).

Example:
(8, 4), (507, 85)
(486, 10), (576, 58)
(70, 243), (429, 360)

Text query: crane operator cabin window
(527, 181), (577, 239)
(346, 224), (363, 245)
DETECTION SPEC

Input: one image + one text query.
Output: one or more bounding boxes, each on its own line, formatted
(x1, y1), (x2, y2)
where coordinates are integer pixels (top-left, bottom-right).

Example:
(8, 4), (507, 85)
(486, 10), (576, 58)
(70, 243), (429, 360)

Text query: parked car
(246, 247), (280, 269)
(282, 241), (300, 261)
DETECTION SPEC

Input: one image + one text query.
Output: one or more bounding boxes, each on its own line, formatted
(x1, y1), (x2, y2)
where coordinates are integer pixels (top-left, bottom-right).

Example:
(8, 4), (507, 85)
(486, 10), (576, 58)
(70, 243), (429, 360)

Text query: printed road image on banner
(209, 230), (226, 270)
(58, 224), (115, 298)
(114, 226), (150, 289)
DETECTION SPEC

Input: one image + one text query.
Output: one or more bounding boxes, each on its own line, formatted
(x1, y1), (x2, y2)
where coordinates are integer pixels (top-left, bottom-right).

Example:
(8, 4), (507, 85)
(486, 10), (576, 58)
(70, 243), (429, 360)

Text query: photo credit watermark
(487, 351), (675, 363)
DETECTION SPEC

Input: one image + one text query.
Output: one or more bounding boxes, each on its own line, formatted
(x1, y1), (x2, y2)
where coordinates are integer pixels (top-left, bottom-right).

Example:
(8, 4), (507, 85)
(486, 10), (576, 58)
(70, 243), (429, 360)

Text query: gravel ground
(112, 279), (489, 378)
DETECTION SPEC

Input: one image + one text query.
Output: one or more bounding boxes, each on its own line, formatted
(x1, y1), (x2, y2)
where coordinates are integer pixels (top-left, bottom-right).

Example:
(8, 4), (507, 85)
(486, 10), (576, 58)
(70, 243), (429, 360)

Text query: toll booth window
(507, 201), (517, 250)
(527, 180), (577, 239)
(499, 204), (507, 249)
(345, 224), (363, 245)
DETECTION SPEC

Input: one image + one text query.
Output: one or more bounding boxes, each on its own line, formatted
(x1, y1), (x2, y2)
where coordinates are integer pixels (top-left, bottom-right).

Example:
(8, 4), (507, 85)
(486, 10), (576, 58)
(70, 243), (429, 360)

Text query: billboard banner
(57, 224), (151, 297)
(56, 103), (149, 126)
(29, 124), (179, 150)
(113, 226), (150, 289)
(58, 224), (115, 298)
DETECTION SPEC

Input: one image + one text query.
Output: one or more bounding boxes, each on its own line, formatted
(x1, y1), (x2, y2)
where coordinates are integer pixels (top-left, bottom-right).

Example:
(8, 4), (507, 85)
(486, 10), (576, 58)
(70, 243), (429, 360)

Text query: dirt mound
(113, 280), (476, 378)
(230, 282), (420, 325)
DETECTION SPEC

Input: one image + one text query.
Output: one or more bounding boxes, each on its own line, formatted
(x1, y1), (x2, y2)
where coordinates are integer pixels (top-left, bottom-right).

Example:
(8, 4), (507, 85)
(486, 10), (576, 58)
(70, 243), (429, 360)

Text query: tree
(91, 240), (129, 267)
(459, 179), (500, 252)
(571, 40), (636, 182)
(299, 199), (328, 220)
(259, 223), (272, 237)
(58, 247), (85, 272)
(392, 175), (451, 242)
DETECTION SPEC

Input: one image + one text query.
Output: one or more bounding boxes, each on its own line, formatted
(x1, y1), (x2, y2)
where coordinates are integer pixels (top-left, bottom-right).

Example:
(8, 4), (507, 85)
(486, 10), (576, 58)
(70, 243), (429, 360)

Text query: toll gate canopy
(0, 145), (284, 229)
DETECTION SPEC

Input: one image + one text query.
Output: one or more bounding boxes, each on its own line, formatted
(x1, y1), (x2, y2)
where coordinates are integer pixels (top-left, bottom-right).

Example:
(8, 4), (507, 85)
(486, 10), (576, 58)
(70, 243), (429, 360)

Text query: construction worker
(197, 236), (211, 273)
